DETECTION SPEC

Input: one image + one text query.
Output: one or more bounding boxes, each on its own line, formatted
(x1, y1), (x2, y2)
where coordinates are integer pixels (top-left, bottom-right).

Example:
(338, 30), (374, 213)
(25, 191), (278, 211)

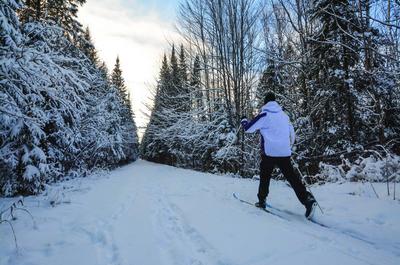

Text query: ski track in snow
(74, 192), (135, 265)
(153, 189), (228, 265)
(0, 160), (399, 265)
(265, 202), (397, 253)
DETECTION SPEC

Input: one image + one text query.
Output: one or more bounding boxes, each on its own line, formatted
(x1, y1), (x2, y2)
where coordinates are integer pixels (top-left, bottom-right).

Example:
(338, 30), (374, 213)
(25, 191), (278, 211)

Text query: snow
(333, 69), (345, 77)
(22, 165), (40, 181)
(317, 154), (400, 182)
(1, 160), (399, 265)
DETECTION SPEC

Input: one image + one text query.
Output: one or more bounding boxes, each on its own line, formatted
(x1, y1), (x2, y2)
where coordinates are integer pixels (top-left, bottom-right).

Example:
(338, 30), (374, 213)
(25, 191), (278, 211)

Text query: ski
(233, 192), (323, 225)
(234, 193), (379, 248)
(233, 193), (288, 221)
(266, 203), (328, 227)
(267, 203), (377, 245)
(234, 192), (379, 247)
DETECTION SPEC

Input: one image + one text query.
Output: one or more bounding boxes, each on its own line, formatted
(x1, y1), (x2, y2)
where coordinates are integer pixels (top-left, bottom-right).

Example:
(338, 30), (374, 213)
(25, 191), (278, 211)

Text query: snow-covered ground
(1, 160), (399, 265)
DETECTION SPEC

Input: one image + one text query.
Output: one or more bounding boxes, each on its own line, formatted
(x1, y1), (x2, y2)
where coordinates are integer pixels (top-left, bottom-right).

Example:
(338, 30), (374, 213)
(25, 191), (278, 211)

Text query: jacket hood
(261, 101), (282, 113)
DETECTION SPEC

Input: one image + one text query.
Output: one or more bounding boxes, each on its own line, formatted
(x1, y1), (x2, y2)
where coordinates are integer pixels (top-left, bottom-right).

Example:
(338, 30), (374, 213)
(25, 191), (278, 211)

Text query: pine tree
(179, 44), (188, 85)
(98, 61), (109, 80)
(170, 44), (181, 98)
(141, 54), (173, 164)
(19, 0), (86, 43)
(18, 0), (43, 22)
(111, 57), (129, 105)
(1, 1), (139, 195)
(309, 0), (363, 153)
(190, 55), (201, 88)
(178, 44), (190, 112)
(256, 61), (283, 110)
(80, 27), (99, 65)
(352, 0), (398, 145)
(46, 0), (86, 42)
(191, 55), (203, 116)
(110, 56), (139, 162)
(1, 0), (23, 50)
(155, 54), (171, 112)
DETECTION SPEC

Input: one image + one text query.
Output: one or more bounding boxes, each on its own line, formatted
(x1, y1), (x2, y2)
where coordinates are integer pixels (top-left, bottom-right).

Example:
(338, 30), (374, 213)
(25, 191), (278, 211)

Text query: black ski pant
(258, 155), (312, 206)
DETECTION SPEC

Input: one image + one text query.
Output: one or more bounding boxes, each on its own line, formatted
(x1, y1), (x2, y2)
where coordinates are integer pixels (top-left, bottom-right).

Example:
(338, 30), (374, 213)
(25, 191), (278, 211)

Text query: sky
(78, 0), (181, 134)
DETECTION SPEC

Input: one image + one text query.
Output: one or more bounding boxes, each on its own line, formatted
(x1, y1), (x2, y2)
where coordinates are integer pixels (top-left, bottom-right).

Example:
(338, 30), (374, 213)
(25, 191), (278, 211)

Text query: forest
(1, 1), (399, 263)
(0, 0), (139, 196)
(142, 0), (400, 183)
(1, 0), (400, 197)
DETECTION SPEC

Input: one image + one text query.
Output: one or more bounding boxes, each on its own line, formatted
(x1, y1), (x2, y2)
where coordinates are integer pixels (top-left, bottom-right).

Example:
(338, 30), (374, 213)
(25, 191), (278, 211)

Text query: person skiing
(241, 92), (317, 219)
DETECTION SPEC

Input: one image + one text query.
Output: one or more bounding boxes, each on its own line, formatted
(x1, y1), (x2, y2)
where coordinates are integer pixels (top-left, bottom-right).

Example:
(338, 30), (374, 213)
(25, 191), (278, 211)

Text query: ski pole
(291, 158), (324, 214)
(304, 167), (324, 214)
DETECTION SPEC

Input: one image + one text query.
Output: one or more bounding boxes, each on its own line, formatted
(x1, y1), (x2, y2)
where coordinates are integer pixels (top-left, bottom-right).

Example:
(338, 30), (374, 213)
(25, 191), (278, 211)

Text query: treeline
(142, 0), (400, 181)
(0, 0), (139, 196)
(142, 45), (237, 172)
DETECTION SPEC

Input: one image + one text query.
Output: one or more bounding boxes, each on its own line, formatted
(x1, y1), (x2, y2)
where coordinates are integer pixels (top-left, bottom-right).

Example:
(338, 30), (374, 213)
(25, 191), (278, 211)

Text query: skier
(241, 92), (317, 219)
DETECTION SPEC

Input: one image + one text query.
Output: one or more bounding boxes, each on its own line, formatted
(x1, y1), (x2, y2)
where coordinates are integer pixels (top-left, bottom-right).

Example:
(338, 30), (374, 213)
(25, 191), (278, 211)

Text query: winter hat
(264, 92), (276, 104)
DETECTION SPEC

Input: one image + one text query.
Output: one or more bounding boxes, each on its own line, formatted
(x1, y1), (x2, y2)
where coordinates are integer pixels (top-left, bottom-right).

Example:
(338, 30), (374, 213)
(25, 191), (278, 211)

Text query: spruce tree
(111, 57), (129, 105)
(111, 56), (139, 162)
(18, 0), (43, 22)
(178, 44), (190, 112)
(191, 55), (203, 116)
(80, 27), (99, 65)
(179, 44), (188, 85)
(98, 61), (109, 80)
(170, 44), (181, 98)
(46, 0), (86, 42)
(155, 54), (171, 112)
(1, 0), (22, 49)
(20, 0), (86, 43)
(141, 54), (173, 163)
(190, 55), (201, 88)
(309, 0), (363, 152)
(1, 0), (141, 196)
(256, 61), (283, 110)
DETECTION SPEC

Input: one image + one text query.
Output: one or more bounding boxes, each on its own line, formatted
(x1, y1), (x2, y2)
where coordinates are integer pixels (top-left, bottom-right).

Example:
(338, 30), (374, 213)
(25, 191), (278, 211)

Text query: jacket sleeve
(243, 113), (266, 133)
(289, 122), (296, 146)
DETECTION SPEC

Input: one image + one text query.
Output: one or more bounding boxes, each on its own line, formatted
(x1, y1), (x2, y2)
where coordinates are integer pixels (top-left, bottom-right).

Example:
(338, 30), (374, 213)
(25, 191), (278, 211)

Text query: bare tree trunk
(178, 0), (260, 173)
(35, 0), (41, 20)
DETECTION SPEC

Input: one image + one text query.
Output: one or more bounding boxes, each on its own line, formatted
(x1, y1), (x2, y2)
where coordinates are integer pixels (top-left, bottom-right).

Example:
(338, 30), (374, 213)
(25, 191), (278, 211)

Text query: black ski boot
(255, 200), (266, 209)
(305, 198), (317, 220)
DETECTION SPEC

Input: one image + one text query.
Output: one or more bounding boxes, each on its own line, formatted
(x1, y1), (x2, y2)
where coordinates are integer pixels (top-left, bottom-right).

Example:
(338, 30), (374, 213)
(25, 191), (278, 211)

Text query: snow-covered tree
(141, 45), (241, 172)
(256, 61), (284, 110)
(302, 0), (363, 160)
(20, 0), (86, 42)
(178, 44), (190, 113)
(190, 55), (203, 118)
(79, 26), (99, 65)
(141, 54), (174, 164)
(0, 1), (139, 196)
(0, 0), (23, 49)
(110, 57), (140, 163)
(141, 0), (399, 180)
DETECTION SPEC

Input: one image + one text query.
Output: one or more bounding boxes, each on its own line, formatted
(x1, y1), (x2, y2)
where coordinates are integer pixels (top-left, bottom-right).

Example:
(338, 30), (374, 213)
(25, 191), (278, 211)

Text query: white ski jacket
(242, 101), (295, 157)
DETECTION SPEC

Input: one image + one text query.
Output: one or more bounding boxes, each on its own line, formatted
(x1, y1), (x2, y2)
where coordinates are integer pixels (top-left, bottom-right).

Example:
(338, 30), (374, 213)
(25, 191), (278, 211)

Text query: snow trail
(1, 160), (399, 265)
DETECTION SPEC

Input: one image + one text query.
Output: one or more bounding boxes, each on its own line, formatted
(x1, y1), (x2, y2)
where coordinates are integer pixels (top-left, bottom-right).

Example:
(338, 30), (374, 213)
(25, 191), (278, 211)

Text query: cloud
(78, 0), (181, 132)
